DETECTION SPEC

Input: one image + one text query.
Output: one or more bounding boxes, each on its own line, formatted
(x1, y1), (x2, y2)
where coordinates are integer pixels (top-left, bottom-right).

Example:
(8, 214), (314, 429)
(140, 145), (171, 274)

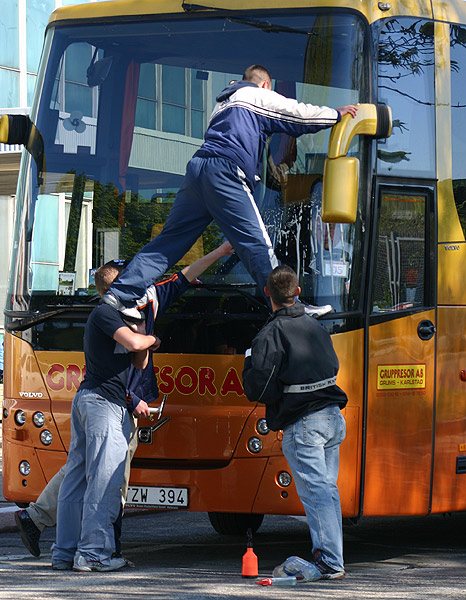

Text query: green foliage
(91, 182), (224, 268)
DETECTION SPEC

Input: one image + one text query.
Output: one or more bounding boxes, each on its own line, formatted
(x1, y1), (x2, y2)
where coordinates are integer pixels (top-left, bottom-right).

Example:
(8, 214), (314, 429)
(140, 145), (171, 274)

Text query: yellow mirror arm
(322, 103), (392, 223)
(328, 103), (392, 160)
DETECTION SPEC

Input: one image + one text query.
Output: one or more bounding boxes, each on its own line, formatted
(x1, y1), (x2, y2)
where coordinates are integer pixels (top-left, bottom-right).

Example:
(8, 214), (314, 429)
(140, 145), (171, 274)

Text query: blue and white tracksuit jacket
(110, 80), (341, 306)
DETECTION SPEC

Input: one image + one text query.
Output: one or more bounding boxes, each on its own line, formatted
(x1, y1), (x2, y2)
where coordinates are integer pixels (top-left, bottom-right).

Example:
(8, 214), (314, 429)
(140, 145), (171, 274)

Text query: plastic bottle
(256, 577), (298, 586)
(273, 555), (321, 582)
(241, 528), (258, 578)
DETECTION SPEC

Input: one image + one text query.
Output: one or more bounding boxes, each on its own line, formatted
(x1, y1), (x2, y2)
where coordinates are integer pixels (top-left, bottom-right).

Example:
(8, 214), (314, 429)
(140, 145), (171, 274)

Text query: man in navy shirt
(40, 243), (233, 571)
(21, 242), (233, 571)
(51, 290), (159, 572)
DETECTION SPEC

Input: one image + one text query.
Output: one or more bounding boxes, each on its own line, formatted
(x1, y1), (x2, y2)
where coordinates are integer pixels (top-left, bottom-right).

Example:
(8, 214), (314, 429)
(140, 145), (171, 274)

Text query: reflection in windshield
(376, 18), (435, 177)
(8, 11), (367, 316)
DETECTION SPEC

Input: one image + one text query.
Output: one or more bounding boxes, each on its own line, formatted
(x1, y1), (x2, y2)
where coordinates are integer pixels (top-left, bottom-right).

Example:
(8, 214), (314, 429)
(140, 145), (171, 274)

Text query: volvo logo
(19, 391), (44, 398)
(444, 245), (460, 251)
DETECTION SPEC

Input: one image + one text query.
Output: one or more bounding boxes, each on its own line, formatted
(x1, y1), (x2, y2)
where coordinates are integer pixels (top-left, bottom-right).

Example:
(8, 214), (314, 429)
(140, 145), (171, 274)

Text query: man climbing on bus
(104, 65), (358, 319)
(242, 265), (348, 581)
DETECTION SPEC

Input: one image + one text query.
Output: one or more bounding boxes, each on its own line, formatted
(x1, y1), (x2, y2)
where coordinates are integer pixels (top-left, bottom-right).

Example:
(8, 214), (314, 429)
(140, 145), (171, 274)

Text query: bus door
(363, 184), (436, 516)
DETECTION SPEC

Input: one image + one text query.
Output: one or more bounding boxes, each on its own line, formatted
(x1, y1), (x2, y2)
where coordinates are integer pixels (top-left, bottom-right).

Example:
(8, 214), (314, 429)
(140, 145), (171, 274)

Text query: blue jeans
(52, 389), (130, 565)
(282, 405), (346, 571)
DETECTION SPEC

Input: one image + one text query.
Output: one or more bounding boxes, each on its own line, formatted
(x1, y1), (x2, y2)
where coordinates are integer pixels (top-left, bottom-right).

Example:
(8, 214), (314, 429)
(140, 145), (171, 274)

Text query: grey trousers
(52, 391), (133, 564)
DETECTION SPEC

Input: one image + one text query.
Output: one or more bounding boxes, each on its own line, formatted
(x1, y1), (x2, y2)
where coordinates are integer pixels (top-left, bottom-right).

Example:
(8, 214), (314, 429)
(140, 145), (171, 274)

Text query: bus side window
(372, 190), (428, 313)
(451, 25), (466, 240)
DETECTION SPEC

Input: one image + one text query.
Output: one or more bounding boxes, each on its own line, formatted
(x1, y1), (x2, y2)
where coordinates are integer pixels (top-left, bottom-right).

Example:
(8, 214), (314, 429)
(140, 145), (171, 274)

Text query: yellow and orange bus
(3, 0), (466, 534)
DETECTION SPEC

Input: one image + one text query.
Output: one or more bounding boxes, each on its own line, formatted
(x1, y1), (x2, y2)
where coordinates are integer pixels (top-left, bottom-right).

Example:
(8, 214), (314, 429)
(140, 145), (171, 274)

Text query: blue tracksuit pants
(111, 156), (278, 305)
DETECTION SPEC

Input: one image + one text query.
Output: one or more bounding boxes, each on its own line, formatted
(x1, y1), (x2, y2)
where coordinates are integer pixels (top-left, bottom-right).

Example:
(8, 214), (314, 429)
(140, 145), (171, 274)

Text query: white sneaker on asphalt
(73, 554), (126, 572)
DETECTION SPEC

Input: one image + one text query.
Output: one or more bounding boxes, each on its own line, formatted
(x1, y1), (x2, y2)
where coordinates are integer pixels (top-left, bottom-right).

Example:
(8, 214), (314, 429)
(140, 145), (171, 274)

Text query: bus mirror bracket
(322, 103), (392, 223)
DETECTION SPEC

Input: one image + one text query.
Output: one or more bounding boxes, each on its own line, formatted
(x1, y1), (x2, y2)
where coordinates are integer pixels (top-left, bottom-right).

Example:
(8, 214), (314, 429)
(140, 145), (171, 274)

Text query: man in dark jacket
(242, 265), (348, 581)
(104, 65), (358, 317)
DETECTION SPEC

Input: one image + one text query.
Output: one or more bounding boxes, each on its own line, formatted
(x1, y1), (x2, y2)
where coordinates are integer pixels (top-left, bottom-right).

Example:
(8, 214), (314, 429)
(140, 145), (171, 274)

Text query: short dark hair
(266, 265), (298, 306)
(242, 65), (272, 86)
(94, 260), (128, 296)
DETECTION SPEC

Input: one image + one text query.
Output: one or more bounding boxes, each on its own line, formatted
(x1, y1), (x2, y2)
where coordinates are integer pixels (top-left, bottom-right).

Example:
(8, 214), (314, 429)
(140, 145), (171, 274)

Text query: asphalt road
(1, 409), (466, 600)
(1, 507), (466, 600)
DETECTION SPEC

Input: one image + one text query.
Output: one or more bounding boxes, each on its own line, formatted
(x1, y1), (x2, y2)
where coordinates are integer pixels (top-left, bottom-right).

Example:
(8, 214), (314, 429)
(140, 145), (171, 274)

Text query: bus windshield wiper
(5, 304), (95, 332)
(5, 308), (68, 332)
(227, 16), (311, 36)
(181, 4), (311, 35)
(182, 2), (232, 12)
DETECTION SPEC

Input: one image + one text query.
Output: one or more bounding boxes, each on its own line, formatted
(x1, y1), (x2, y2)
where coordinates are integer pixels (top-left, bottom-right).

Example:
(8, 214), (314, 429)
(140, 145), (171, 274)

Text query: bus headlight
(247, 437), (262, 454)
(15, 410), (26, 426)
(40, 430), (53, 446)
(19, 461), (31, 476)
(256, 418), (269, 435)
(277, 471), (292, 487)
(33, 412), (45, 427)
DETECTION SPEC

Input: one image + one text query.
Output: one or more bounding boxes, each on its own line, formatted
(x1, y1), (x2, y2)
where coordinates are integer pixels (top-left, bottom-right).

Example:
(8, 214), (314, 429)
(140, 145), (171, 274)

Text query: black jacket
(242, 302), (347, 431)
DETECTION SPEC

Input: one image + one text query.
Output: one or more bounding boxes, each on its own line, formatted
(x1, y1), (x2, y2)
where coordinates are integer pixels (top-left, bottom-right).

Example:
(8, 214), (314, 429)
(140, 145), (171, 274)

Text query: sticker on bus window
(377, 364), (426, 390)
(323, 260), (348, 278)
(58, 272), (76, 296)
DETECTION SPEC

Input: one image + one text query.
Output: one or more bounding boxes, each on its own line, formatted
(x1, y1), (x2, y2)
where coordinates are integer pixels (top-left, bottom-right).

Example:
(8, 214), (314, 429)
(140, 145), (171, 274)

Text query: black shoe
(15, 509), (41, 557)
(314, 551), (345, 580)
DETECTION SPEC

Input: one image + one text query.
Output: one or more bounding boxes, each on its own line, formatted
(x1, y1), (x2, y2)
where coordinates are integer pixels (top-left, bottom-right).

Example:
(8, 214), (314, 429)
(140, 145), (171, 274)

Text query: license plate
(125, 486), (188, 508)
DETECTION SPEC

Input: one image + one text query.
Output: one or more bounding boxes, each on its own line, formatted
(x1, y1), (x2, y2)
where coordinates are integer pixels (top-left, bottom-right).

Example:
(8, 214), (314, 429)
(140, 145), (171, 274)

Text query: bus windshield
(7, 11), (367, 322)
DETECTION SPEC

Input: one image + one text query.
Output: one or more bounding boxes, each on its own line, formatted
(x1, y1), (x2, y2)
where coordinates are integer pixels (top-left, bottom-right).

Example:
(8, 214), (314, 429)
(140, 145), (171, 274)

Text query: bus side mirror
(0, 114), (45, 185)
(322, 104), (392, 223)
(0, 114), (29, 145)
(323, 156), (359, 223)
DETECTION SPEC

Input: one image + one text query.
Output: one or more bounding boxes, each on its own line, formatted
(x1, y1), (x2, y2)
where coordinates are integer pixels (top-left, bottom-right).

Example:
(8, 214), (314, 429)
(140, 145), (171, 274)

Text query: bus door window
(372, 189), (432, 313)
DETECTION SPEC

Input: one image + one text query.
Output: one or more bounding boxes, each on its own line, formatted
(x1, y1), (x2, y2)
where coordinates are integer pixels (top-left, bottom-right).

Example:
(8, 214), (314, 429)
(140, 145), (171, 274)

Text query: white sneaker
(303, 303), (333, 318)
(73, 554), (126, 572)
(102, 292), (144, 322)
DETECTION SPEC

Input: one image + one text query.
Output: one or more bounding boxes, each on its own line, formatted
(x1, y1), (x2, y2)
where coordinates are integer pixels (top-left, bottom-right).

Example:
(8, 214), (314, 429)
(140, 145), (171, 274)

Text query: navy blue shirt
(80, 303), (131, 406)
